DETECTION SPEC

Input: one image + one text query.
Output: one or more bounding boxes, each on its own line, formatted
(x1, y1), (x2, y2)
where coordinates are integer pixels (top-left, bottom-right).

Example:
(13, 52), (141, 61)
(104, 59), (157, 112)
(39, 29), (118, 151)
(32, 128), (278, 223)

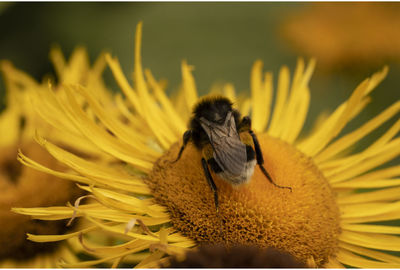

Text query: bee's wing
(212, 135), (247, 176)
(200, 113), (247, 177)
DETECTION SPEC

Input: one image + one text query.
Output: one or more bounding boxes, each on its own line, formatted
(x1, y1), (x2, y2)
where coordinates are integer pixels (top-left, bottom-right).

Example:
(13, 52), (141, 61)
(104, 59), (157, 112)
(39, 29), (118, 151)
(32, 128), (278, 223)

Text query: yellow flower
(12, 22), (400, 268)
(282, 3), (400, 70)
(0, 49), (108, 267)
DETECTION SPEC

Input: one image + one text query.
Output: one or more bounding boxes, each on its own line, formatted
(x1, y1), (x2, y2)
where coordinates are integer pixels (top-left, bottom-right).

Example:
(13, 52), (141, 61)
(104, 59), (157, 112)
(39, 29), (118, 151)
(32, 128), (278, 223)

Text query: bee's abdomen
(202, 143), (257, 186)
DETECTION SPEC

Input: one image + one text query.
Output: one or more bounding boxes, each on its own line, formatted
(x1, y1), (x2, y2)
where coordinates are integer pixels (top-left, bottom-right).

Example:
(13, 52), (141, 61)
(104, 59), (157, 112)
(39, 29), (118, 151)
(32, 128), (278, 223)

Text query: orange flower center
(146, 133), (341, 267)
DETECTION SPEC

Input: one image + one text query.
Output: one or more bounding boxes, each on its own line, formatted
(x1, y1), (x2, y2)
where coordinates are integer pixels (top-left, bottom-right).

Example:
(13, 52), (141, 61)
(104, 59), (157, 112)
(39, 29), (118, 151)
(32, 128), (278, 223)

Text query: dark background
(0, 2), (399, 154)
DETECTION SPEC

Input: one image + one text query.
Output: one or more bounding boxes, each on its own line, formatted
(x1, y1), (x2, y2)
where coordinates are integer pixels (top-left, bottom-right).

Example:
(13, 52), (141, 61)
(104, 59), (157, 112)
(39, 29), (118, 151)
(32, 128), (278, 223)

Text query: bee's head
(193, 96), (233, 125)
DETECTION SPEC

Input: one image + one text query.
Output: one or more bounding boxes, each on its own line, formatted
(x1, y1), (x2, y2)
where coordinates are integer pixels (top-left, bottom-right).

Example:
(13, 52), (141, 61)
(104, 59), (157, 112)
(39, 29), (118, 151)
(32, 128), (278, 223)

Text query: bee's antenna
(172, 145), (185, 163)
(171, 130), (192, 163)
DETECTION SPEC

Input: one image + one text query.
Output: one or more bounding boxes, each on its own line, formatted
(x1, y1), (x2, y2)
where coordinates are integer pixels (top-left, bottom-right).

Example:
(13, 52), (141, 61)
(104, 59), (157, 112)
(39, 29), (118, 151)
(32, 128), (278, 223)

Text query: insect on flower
(174, 96), (292, 211)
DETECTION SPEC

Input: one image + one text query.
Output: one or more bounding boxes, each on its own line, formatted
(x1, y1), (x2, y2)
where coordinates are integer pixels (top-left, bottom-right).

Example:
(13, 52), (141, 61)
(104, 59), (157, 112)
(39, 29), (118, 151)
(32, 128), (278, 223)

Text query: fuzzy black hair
(189, 96), (241, 149)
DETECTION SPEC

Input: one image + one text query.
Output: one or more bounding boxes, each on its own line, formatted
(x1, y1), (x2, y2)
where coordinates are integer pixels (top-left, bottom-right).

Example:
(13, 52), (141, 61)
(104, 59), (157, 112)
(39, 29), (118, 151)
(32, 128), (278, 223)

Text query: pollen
(146, 133), (341, 267)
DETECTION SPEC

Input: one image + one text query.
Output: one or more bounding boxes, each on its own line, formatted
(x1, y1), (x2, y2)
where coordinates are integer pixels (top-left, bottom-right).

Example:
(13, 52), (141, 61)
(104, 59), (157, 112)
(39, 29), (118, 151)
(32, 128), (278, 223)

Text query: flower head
(0, 49), (105, 266)
(282, 3), (400, 70)
(12, 22), (400, 268)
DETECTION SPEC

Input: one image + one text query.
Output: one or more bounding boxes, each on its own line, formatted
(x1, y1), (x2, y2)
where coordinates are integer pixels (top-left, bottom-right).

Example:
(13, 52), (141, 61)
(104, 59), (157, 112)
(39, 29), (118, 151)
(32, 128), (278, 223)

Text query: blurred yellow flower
(0, 48), (112, 267)
(282, 3), (400, 70)
(10, 22), (400, 268)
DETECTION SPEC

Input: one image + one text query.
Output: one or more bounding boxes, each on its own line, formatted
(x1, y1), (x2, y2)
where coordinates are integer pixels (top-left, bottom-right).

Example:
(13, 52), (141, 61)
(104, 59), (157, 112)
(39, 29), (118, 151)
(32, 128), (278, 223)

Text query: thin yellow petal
(60, 247), (146, 268)
(332, 165), (400, 188)
(181, 60), (198, 111)
(339, 230), (400, 251)
(223, 83), (236, 102)
(17, 150), (93, 184)
(27, 224), (103, 242)
(250, 60), (267, 132)
(134, 250), (165, 268)
(341, 201), (400, 219)
(328, 138), (400, 183)
(12, 206), (75, 220)
(262, 72), (273, 130)
(338, 187), (400, 204)
(316, 101), (400, 163)
(133, 23), (177, 148)
(85, 217), (160, 242)
(337, 249), (400, 268)
(0, 106), (20, 147)
(333, 178), (400, 189)
(1, 60), (38, 87)
(341, 223), (400, 235)
(145, 69), (186, 134)
(62, 47), (90, 84)
(58, 86), (154, 170)
(34, 134), (150, 187)
(49, 45), (66, 81)
(105, 54), (143, 115)
(268, 65), (290, 136)
(83, 186), (168, 218)
(305, 78), (370, 157)
(344, 211), (400, 224)
(73, 84), (160, 160)
(282, 86), (310, 143)
(340, 242), (400, 264)
(280, 58), (315, 143)
(20, 148), (150, 194)
(240, 97), (251, 117)
(319, 117), (400, 172)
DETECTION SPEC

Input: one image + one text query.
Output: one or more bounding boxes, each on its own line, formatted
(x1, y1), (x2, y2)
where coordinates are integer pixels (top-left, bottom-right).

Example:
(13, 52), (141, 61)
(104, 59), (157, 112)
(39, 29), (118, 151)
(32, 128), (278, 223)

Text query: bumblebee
(174, 96), (291, 211)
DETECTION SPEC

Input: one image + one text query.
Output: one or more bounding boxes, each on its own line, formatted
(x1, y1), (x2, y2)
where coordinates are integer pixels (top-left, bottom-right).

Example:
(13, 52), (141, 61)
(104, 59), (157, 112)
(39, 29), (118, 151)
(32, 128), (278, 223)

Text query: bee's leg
(172, 130), (192, 163)
(247, 125), (292, 192)
(201, 158), (219, 211)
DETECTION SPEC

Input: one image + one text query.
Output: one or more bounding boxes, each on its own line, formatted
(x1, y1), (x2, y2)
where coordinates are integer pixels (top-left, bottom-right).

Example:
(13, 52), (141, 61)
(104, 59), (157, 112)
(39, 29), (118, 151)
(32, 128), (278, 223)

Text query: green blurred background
(0, 2), (399, 157)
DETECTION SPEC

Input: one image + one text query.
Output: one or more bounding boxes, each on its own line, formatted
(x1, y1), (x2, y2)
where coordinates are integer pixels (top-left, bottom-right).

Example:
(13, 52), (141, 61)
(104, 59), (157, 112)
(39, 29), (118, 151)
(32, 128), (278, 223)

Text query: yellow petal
(223, 83), (236, 102)
(338, 187), (400, 204)
(73, 84), (160, 160)
(337, 249), (400, 268)
(49, 45), (66, 79)
(181, 60), (198, 111)
(134, 250), (165, 268)
(56, 86), (154, 170)
(145, 69), (186, 134)
(83, 186), (168, 218)
(340, 242), (400, 264)
(332, 165), (400, 189)
(328, 138), (400, 183)
(268, 65), (290, 136)
(250, 60), (268, 132)
(34, 134), (151, 188)
(27, 224), (102, 242)
(341, 201), (400, 219)
(105, 54), (143, 115)
(341, 223), (400, 235)
(316, 101), (400, 163)
(319, 117), (400, 172)
(339, 230), (400, 251)
(280, 58), (315, 143)
(133, 23), (177, 148)
(344, 211), (400, 224)
(62, 47), (90, 83)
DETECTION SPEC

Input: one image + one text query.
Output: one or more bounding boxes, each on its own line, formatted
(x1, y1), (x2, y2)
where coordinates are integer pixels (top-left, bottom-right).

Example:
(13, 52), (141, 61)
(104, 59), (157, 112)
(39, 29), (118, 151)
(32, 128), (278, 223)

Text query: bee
(174, 96), (291, 211)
